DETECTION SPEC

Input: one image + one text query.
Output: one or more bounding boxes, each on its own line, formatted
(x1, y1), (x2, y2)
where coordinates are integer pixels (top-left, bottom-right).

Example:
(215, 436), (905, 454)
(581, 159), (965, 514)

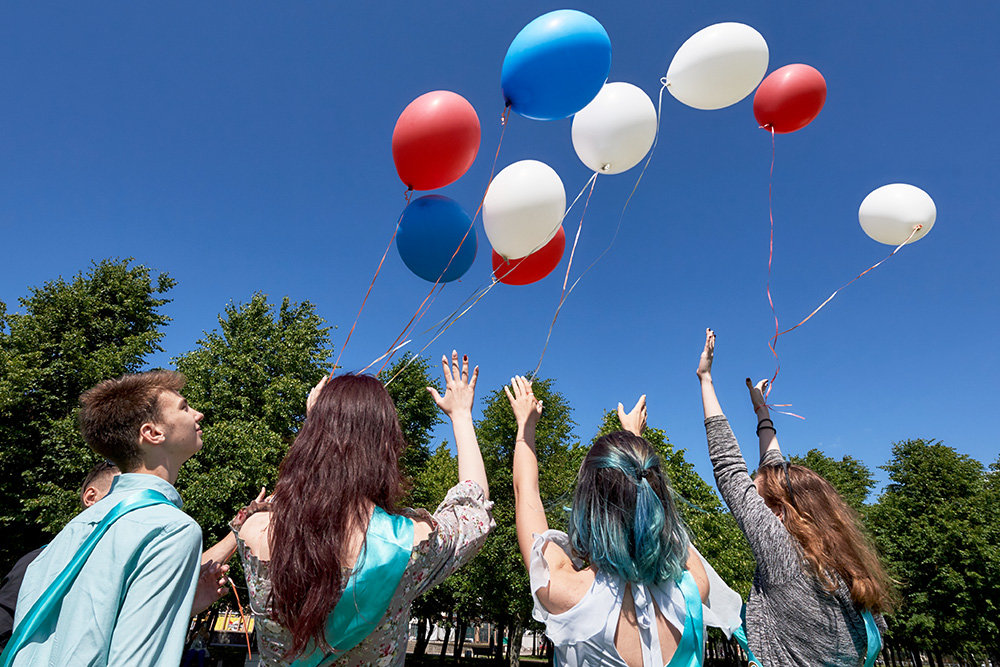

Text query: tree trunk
(508, 618), (524, 667)
(440, 611), (453, 656)
(911, 648), (923, 667)
(414, 616), (430, 657)
(454, 619), (467, 660)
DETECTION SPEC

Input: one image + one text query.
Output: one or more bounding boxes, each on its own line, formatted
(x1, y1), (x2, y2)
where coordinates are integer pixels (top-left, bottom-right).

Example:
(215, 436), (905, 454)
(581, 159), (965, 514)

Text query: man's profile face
(154, 390), (204, 460)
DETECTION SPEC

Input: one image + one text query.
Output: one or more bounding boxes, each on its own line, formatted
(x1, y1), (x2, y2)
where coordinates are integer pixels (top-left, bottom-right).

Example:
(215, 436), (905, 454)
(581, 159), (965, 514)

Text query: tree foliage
(378, 354), (442, 483)
(0, 259), (173, 568)
(173, 292), (331, 546)
(790, 449), (876, 513)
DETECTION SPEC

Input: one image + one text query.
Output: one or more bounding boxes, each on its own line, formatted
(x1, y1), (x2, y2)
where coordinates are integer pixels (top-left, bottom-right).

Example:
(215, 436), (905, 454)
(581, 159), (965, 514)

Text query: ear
(82, 486), (100, 508)
(139, 421), (165, 446)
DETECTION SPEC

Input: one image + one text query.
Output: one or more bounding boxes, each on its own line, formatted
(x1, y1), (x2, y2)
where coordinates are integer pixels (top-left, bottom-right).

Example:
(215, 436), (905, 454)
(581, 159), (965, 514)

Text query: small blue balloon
(501, 10), (612, 121)
(396, 195), (477, 283)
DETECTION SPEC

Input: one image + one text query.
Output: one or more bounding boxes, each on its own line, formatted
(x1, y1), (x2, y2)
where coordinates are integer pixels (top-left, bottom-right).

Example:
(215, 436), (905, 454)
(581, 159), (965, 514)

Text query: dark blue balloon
(396, 195), (477, 283)
(501, 10), (612, 121)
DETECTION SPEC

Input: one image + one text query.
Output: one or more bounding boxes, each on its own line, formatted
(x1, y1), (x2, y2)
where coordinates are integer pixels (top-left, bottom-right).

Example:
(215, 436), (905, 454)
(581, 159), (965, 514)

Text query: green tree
(471, 377), (583, 666)
(173, 292), (331, 546)
(790, 449), (876, 513)
(0, 259), (173, 569)
(378, 354), (442, 483)
(869, 439), (995, 664)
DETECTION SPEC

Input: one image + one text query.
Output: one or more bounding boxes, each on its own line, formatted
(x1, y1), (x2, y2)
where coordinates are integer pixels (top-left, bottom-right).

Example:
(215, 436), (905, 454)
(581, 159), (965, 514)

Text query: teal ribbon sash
(0, 489), (175, 667)
(665, 570), (705, 667)
(291, 506), (414, 666)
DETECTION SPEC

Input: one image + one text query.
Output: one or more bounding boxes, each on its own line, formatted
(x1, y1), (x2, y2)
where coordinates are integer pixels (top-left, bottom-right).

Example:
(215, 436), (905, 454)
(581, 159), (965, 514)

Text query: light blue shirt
(13, 474), (202, 667)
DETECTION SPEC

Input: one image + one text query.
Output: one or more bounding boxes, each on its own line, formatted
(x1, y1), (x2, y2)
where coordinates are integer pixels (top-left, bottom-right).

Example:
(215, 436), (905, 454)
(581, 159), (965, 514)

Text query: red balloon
(392, 91), (481, 191)
(753, 64), (827, 134)
(491, 227), (566, 285)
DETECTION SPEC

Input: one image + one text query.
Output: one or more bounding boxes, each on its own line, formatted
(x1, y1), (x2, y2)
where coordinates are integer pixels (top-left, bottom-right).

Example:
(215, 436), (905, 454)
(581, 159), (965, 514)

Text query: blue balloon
(396, 195), (477, 283)
(501, 10), (612, 121)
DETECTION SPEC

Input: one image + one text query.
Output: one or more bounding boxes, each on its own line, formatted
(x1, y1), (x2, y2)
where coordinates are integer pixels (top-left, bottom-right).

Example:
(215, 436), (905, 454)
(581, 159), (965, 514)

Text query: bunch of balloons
(388, 10), (935, 289)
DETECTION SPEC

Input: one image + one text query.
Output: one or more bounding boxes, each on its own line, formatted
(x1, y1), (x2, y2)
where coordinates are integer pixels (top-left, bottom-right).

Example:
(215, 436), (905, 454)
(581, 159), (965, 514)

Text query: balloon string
(376, 105), (511, 372)
(330, 193), (411, 376)
(770, 223), (922, 345)
(764, 127), (781, 399)
(558, 79), (668, 309)
(376, 282), (445, 376)
(530, 172), (599, 379)
(229, 578), (253, 661)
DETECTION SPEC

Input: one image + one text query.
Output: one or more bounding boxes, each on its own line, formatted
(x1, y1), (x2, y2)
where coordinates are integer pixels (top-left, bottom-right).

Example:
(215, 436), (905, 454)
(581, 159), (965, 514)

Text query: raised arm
(427, 351), (488, 499)
(697, 328), (723, 419)
(746, 378), (782, 463)
(506, 376), (550, 572)
(617, 395), (647, 436)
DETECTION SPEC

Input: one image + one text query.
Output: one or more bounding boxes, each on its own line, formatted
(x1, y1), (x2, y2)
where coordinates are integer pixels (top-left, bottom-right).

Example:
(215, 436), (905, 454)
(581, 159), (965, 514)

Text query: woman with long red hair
(229, 351), (492, 666)
(696, 329), (894, 666)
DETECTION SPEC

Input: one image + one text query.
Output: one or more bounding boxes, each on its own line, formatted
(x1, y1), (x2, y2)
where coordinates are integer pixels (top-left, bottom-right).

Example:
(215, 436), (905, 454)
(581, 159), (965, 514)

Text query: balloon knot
(914, 224), (923, 230)
(601, 164), (611, 172)
(660, 77), (669, 87)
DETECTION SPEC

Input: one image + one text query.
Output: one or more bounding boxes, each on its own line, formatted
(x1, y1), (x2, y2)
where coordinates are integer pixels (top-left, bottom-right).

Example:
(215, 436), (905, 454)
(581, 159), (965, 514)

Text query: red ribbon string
(229, 578), (253, 661)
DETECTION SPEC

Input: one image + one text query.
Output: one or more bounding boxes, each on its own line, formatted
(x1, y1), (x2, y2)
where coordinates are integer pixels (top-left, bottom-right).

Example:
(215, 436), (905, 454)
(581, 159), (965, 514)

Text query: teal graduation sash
(0, 489), (176, 667)
(732, 605), (882, 667)
(665, 570), (706, 667)
(291, 506), (414, 666)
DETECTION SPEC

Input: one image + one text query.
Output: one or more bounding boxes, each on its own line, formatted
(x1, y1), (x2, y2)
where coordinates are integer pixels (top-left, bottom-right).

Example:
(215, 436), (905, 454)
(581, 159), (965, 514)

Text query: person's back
(507, 380), (741, 667)
(13, 474), (200, 666)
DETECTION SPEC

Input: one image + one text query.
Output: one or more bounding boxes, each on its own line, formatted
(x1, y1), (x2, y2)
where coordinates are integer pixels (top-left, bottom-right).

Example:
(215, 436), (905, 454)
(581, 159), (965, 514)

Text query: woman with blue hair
(507, 376), (740, 667)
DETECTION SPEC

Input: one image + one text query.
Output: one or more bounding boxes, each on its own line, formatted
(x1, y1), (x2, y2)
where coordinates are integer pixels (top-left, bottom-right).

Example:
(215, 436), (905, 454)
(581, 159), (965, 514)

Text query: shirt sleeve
(705, 415), (801, 584)
(407, 480), (494, 598)
(107, 519), (202, 666)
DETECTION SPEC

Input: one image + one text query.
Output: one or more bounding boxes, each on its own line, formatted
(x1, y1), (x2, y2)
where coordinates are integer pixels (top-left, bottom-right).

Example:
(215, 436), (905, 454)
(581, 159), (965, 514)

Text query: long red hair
(756, 464), (896, 613)
(268, 374), (408, 657)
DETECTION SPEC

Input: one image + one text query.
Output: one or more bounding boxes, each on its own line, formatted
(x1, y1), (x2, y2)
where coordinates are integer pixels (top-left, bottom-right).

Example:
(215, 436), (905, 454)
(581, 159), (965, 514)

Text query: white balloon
(483, 160), (566, 260)
(571, 82), (658, 175)
(858, 184), (936, 245)
(666, 22), (769, 110)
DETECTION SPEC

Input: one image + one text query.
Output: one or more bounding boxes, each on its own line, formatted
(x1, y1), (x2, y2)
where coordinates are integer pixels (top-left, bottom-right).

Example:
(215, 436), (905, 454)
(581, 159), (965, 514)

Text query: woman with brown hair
(230, 351), (492, 666)
(696, 329), (894, 666)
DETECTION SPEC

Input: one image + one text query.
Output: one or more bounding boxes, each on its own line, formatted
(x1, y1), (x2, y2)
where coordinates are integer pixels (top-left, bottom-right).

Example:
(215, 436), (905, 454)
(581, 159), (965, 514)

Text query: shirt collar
(107, 473), (184, 510)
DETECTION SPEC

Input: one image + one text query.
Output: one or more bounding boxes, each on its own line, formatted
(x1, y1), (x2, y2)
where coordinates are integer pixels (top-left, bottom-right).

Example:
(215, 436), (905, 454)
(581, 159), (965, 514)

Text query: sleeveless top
(529, 531), (743, 667)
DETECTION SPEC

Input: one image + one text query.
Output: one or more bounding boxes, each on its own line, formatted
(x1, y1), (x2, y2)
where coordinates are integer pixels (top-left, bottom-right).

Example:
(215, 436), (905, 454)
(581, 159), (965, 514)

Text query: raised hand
(427, 350), (478, 417)
(306, 375), (329, 417)
(504, 375), (543, 430)
(697, 328), (716, 380)
(617, 394), (647, 436)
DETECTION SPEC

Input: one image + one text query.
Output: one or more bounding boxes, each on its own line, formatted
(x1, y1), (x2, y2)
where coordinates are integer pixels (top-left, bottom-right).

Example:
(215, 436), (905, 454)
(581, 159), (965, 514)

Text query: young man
(10, 371), (208, 666)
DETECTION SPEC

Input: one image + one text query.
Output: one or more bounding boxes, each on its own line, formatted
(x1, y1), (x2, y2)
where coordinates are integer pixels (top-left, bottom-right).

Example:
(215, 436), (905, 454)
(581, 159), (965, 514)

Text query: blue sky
(2, 2), (997, 493)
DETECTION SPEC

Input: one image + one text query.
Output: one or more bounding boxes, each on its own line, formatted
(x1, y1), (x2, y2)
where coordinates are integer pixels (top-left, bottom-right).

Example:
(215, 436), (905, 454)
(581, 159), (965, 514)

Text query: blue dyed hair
(568, 431), (690, 585)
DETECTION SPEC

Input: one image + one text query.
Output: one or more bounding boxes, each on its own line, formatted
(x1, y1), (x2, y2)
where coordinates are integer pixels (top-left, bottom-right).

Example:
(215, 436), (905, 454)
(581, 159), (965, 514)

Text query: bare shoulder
(411, 514), (435, 548)
(535, 544), (596, 615)
(240, 511), (272, 561)
(685, 546), (710, 604)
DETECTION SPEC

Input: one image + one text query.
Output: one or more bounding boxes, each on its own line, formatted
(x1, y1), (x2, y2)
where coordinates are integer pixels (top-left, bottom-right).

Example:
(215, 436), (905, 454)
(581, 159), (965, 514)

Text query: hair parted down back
(78, 370), (186, 472)
(755, 464), (897, 613)
(268, 373), (409, 659)
(569, 431), (690, 586)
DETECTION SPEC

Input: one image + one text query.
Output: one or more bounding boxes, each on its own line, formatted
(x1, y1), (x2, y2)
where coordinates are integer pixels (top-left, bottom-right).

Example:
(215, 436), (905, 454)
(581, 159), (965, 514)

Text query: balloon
(395, 195), (477, 282)
(492, 226), (566, 285)
(665, 23), (769, 110)
(483, 160), (566, 260)
(392, 91), (481, 191)
(571, 82), (657, 174)
(753, 64), (827, 133)
(858, 184), (936, 246)
(501, 10), (612, 121)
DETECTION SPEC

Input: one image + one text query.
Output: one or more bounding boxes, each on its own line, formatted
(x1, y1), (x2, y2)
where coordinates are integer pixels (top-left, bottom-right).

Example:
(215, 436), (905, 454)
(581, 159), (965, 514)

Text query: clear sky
(2, 2), (997, 493)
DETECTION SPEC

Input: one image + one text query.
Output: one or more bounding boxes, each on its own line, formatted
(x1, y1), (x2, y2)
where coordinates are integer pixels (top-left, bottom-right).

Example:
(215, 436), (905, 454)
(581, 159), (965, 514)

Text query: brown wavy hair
(268, 374), (408, 658)
(755, 464), (896, 613)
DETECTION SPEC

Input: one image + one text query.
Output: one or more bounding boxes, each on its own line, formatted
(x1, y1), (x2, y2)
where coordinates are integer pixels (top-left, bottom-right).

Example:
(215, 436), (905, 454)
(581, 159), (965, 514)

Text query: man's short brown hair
(79, 370), (186, 471)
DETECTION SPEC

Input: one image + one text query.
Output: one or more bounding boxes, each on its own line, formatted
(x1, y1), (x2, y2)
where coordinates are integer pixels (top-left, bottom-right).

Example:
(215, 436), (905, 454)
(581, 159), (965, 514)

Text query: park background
(1, 2), (997, 665)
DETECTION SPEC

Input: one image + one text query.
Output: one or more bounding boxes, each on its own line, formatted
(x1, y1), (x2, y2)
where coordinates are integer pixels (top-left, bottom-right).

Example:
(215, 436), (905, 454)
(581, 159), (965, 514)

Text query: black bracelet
(756, 423), (777, 436)
(757, 418), (774, 426)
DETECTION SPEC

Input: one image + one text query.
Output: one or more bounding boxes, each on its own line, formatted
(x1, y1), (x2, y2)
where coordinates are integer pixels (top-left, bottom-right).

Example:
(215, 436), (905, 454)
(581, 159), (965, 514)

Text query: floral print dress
(230, 480), (493, 667)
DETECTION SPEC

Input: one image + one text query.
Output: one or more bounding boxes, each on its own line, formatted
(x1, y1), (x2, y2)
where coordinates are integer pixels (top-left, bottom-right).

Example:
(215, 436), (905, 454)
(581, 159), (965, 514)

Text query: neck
(130, 460), (180, 485)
